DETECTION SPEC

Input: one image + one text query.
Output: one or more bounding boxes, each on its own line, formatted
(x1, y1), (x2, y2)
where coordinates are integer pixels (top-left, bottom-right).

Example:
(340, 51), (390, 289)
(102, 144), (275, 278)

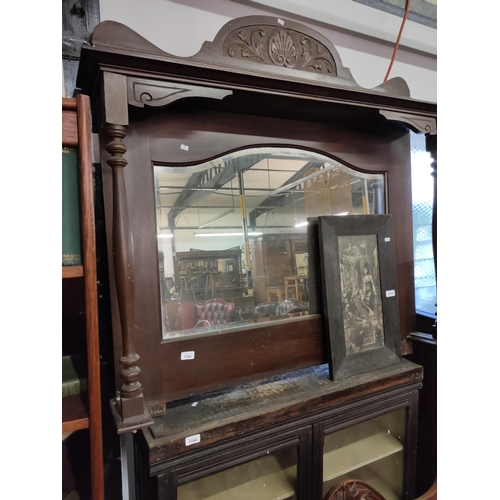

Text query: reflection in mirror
(154, 147), (385, 340)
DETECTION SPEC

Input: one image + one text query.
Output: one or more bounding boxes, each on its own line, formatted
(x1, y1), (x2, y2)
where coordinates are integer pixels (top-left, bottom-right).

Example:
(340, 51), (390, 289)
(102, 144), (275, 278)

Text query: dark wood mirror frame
(76, 15), (436, 433)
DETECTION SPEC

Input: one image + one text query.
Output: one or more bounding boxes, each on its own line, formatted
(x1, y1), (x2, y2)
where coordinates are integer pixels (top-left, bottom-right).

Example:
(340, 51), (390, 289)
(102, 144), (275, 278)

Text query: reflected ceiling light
(336, 212), (349, 216)
(268, 162), (340, 196)
(198, 208), (235, 228)
(157, 233), (174, 238)
(294, 221), (309, 228)
(195, 232), (263, 237)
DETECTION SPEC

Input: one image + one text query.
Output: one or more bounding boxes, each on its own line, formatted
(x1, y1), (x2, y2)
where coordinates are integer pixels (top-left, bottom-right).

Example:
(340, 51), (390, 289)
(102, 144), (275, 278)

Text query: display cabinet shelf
(323, 469), (400, 500)
(178, 453), (296, 500)
(62, 265), (84, 279)
(323, 420), (403, 481)
(133, 361), (421, 499)
(62, 393), (90, 433)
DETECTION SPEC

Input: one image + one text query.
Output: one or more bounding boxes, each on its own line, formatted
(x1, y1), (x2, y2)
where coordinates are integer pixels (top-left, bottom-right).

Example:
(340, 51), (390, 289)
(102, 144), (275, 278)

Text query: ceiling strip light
(195, 232), (263, 237)
(198, 208), (235, 228)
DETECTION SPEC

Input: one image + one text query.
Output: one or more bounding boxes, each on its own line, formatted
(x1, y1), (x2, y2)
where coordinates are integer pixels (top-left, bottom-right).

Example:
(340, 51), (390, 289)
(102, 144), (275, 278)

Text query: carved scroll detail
(224, 26), (336, 75)
(379, 110), (437, 135)
(127, 78), (232, 108)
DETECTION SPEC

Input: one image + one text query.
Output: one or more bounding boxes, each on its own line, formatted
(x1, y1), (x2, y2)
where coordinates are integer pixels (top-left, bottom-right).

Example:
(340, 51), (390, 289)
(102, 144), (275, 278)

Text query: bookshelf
(62, 265), (84, 279)
(62, 95), (104, 500)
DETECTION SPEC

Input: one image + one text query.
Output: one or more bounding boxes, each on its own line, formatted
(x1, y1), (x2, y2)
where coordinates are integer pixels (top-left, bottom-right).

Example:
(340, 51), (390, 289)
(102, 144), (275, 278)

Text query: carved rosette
(224, 25), (336, 75)
(344, 481), (382, 499)
(326, 480), (385, 500)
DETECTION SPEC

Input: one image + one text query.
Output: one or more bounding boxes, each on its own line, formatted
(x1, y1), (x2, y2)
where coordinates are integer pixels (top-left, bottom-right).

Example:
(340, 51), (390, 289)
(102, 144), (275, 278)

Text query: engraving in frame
(224, 25), (337, 75)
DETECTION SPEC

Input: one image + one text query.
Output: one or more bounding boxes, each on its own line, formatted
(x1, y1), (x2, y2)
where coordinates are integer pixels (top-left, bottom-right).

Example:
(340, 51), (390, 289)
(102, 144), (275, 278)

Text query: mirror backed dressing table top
(76, 14), (434, 499)
(76, 15), (435, 433)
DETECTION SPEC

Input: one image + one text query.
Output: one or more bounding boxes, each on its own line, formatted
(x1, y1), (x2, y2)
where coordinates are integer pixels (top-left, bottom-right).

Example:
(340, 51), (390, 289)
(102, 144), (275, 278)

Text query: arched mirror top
(155, 146), (386, 341)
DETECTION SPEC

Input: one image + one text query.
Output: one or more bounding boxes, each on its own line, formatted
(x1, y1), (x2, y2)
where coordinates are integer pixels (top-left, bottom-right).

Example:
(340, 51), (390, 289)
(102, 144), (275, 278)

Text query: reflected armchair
(195, 298), (235, 327)
(178, 298), (236, 330)
(254, 298), (308, 319)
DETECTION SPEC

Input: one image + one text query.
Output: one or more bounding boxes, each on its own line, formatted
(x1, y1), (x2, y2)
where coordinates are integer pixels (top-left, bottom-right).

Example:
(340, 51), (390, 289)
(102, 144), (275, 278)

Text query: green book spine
(62, 147), (82, 266)
(62, 355), (88, 398)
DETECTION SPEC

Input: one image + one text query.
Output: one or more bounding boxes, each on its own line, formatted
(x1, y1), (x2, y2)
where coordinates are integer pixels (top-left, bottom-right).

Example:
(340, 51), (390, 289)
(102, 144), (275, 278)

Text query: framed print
(317, 215), (402, 380)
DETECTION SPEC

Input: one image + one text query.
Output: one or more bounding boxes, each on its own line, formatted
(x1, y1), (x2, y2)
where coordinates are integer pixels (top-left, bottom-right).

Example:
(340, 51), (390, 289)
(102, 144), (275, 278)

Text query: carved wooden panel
(127, 77), (232, 108)
(224, 25), (337, 75)
(323, 480), (385, 500)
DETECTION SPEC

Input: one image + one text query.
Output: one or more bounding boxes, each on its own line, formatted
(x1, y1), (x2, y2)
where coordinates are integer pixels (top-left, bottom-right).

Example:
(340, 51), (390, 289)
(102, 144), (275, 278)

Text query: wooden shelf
(323, 420), (403, 481)
(62, 95), (104, 499)
(178, 454), (296, 500)
(62, 393), (89, 433)
(62, 265), (84, 279)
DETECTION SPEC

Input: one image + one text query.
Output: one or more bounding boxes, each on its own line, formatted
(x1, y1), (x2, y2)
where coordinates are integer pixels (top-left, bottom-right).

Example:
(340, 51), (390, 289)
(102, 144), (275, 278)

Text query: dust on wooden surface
(148, 360), (420, 445)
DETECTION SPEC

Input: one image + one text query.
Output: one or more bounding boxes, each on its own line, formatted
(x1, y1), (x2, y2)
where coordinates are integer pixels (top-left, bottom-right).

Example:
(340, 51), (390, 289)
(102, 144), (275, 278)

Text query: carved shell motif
(224, 26), (337, 75)
(269, 29), (297, 67)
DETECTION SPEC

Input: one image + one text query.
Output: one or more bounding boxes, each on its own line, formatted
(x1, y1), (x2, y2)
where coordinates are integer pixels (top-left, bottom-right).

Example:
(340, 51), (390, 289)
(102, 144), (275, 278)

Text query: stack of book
(62, 354), (88, 398)
(62, 147), (82, 266)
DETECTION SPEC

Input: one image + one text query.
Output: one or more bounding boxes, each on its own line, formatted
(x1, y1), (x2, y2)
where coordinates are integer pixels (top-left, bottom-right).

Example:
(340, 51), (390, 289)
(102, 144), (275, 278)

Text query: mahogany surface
(143, 360), (422, 463)
(62, 393), (89, 433)
(76, 15), (435, 421)
(100, 99), (414, 405)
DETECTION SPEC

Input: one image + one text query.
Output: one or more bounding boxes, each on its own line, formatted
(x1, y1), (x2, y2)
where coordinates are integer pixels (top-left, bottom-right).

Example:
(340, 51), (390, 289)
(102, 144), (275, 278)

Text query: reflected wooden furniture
(252, 234), (308, 305)
(174, 249), (242, 301)
(62, 96), (104, 499)
(323, 480), (385, 500)
(266, 285), (286, 303)
(204, 271), (224, 299)
(284, 275), (308, 302)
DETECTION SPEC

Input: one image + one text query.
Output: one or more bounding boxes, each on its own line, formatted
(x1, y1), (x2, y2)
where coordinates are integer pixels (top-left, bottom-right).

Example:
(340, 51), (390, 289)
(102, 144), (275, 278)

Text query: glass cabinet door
(178, 445), (298, 500)
(322, 408), (406, 499)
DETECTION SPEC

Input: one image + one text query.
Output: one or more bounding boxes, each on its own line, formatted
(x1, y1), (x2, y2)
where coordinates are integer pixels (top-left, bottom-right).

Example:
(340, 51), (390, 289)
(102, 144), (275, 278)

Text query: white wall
(99, 0), (436, 103)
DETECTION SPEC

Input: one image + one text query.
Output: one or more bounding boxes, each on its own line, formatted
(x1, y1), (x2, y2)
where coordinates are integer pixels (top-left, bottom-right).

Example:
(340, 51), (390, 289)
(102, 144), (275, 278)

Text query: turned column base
(110, 394), (153, 434)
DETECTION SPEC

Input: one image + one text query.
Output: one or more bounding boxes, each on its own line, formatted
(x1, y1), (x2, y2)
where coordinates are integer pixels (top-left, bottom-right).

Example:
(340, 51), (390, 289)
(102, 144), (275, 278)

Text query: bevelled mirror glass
(154, 147), (386, 340)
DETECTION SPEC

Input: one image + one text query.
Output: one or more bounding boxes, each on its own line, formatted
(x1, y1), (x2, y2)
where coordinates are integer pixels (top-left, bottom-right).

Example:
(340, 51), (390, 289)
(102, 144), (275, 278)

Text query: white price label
(181, 351), (195, 360)
(384, 237), (391, 242)
(277, 18), (285, 25)
(385, 290), (396, 297)
(185, 434), (201, 446)
(180, 144), (189, 151)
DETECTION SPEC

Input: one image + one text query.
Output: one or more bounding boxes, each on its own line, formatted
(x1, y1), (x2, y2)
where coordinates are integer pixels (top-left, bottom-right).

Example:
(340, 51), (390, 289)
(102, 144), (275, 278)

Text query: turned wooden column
(103, 72), (152, 432)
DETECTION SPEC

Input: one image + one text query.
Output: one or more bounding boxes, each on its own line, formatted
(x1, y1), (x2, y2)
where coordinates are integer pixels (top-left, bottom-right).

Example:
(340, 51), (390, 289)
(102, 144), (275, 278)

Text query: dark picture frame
(317, 215), (402, 380)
